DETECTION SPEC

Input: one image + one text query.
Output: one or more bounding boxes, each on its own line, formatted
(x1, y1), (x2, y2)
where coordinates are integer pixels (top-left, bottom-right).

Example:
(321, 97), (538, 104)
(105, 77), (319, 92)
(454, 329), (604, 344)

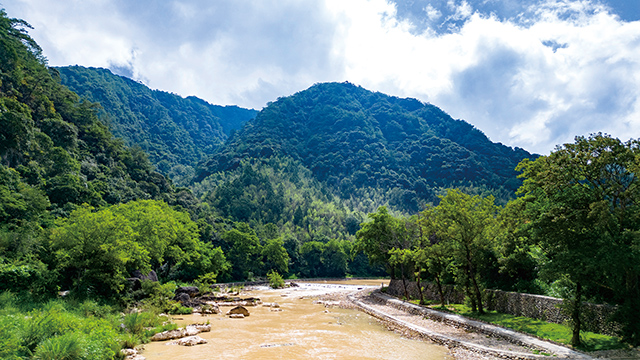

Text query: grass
(435, 303), (625, 352)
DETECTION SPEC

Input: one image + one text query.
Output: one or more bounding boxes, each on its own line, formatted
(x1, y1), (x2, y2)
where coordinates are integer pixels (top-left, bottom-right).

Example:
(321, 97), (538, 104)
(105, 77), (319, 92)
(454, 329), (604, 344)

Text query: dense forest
(1, 8), (637, 359)
(57, 66), (257, 185)
(197, 82), (534, 212)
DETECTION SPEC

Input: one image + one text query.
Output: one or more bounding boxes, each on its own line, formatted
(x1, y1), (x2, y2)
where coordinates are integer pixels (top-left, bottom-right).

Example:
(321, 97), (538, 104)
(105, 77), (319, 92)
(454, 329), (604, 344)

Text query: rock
(150, 324), (211, 341)
(120, 348), (137, 356)
(167, 335), (207, 346)
(125, 355), (146, 360)
(201, 303), (220, 314)
(226, 305), (250, 317)
(121, 348), (145, 360)
(288, 282), (299, 287)
(127, 270), (158, 291)
(131, 269), (158, 282)
(175, 286), (200, 298)
(175, 292), (191, 304)
(271, 308), (283, 312)
(262, 302), (279, 308)
(229, 313), (245, 318)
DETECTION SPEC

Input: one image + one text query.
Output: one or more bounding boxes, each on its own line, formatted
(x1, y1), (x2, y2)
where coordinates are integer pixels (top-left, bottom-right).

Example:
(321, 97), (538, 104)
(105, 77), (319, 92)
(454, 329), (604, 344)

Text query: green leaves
(49, 200), (204, 297)
(516, 133), (640, 345)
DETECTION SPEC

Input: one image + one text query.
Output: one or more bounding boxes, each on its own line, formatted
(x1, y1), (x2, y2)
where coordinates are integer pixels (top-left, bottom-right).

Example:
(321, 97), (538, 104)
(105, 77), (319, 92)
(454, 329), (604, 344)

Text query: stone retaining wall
(387, 279), (620, 336)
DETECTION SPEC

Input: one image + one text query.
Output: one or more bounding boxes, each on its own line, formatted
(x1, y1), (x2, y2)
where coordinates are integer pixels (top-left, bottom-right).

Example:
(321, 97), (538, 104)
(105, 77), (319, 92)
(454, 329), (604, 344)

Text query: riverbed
(142, 280), (452, 360)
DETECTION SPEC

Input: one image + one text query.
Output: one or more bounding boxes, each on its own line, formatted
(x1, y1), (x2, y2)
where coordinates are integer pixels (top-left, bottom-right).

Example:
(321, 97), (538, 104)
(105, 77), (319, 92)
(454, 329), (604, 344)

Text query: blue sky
(3, 0), (640, 154)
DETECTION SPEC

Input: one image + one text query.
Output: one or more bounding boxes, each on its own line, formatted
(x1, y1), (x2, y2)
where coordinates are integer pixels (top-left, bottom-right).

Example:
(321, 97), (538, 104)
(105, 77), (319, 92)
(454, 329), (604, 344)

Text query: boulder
(175, 286), (200, 298)
(167, 335), (207, 346)
(131, 270), (158, 282)
(229, 313), (245, 318)
(150, 324), (211, 341)
(127, 270), (158, 291)
(201, 303), (220, 314)
(121, 348), (145, 360)
(226, 305), (250, 317)
(175, 292), (191, 304)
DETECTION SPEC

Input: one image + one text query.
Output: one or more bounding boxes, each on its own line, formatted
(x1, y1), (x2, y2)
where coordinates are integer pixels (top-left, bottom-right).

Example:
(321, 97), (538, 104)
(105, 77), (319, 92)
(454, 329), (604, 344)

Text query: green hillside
(57, 66), (257, 184)
(197, 82), (535, 212)
(0, 16), (178, 222)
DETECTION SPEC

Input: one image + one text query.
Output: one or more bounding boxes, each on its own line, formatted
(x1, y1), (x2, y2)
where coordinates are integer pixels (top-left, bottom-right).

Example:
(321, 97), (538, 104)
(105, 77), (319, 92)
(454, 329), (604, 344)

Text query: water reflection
(142, 283), (451, 360)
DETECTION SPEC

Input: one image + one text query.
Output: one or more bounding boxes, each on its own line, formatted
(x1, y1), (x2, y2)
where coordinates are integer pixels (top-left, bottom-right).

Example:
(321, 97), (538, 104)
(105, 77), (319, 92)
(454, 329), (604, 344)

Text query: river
(142, 280), (452, 360)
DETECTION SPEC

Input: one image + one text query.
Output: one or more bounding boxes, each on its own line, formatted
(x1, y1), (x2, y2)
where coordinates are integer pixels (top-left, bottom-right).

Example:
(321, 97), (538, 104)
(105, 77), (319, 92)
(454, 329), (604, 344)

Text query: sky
(3, 0), (640, 154)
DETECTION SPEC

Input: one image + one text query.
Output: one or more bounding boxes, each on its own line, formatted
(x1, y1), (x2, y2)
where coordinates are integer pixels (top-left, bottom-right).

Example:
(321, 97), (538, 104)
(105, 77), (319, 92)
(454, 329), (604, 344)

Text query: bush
(267, 270), (285, 289)
(33, 332), (85, 360)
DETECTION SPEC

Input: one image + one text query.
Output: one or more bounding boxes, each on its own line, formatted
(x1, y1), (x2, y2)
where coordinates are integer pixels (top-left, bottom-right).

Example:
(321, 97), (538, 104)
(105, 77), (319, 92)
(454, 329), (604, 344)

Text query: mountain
(56, 66), (258, 183)
(0, 12), (178, 224)
(196, 82), (535, 212)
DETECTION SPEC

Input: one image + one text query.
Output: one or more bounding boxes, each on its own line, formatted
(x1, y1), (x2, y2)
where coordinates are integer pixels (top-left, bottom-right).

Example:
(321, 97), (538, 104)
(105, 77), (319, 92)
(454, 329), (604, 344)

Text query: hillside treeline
(355, 134), (640, 347)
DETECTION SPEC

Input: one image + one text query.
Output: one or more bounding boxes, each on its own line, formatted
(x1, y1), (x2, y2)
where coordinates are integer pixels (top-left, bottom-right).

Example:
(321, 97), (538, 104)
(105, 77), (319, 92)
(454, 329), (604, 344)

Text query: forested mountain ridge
(197, 82), (535, 211)
(57, 66), (258, 184)
(0, 14), (181, 223)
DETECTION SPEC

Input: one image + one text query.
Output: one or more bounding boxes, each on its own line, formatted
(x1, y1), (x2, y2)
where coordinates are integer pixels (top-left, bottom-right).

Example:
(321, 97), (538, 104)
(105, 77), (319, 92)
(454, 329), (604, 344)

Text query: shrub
(123, 311), (158, 336)
(267, 270), (285, 289)
(33, 332), (85, 360)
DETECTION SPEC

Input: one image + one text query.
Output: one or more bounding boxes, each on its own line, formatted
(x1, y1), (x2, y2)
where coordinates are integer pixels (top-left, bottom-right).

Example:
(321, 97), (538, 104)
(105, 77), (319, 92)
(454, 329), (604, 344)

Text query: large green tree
(517, 133), (640, 346)
(421, 189), (498, 313)
(50, 200), (221, 297)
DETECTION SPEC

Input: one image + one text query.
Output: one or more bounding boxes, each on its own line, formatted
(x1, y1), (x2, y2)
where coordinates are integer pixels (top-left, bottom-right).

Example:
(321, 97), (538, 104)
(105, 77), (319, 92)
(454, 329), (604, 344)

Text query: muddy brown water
(142, 280), (451, 360)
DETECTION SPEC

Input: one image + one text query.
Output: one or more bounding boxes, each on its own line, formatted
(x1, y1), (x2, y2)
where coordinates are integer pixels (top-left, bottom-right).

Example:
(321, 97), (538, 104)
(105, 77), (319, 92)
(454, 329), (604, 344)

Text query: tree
(421, 189), (498, 313)
(354, 206), (399, 277)
(299, 241), (325, 278)
(323, 239), (349, 278)
(50, 200), (205, 297)
(517, 134), (640, 346)
(50, 205), (141, 297)
(222, 222), (262, 281)
(261, 237), (290, 275)
(414, 232), (451, 307)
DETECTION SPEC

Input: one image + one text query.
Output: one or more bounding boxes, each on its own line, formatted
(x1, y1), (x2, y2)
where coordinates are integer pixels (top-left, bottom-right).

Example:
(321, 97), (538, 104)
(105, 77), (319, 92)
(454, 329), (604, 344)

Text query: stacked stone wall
(387, 279), (620, 336)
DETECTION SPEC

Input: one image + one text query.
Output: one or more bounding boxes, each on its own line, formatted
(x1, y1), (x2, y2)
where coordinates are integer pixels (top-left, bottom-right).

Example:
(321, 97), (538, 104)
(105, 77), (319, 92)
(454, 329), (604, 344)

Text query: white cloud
(4, 0), (640, 154)
(424, 4), (442, 21)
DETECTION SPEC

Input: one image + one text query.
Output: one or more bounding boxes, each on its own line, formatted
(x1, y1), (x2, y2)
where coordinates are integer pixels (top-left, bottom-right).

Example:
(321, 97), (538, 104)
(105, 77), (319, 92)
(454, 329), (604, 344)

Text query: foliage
(421, 189), (498, 313)
(49, 200), (216, 298)
(57, 66), (257, 185)
(0, 10), (174, 217)
(197, 82), (534, 212)
(267, 270), (285, 289)
(445, 304), (624, 352)
(516, 133), (640, 346)
(0, 296), (125, 360)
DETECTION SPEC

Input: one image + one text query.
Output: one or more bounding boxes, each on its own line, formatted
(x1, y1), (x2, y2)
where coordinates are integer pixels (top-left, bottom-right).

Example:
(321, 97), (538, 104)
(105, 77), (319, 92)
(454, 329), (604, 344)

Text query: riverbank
(142, 281), (638, 359)
(332, 287), (638, 360)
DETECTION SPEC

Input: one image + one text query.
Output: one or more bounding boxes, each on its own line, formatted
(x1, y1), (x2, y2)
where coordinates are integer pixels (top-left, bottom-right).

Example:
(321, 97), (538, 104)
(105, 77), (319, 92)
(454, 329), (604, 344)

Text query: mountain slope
(57, 66), (258, 183)
(197, 82), (534, 211)
(0, 11), (176, 223)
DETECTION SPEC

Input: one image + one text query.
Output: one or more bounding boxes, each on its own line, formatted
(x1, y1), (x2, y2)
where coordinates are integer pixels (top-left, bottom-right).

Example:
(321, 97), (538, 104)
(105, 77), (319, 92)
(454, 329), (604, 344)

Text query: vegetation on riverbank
(0, 291), (177, 360)
(434, 303), (624, 352)
(356, 134), (640, 347)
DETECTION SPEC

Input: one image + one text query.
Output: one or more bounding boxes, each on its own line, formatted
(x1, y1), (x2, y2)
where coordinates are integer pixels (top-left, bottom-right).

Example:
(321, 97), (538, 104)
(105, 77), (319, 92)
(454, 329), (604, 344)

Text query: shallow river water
(142, 280), (452, 360)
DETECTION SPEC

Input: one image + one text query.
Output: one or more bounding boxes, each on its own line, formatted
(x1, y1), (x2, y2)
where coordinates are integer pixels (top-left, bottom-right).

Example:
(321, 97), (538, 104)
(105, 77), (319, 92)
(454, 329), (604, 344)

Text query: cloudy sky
(4, 0), (640, 154)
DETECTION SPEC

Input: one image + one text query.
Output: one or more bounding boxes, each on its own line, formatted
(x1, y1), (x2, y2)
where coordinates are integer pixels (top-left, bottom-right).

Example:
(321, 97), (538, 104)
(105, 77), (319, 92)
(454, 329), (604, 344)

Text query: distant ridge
(197, 82), (535, 210)
(57, 66), (258, 182)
